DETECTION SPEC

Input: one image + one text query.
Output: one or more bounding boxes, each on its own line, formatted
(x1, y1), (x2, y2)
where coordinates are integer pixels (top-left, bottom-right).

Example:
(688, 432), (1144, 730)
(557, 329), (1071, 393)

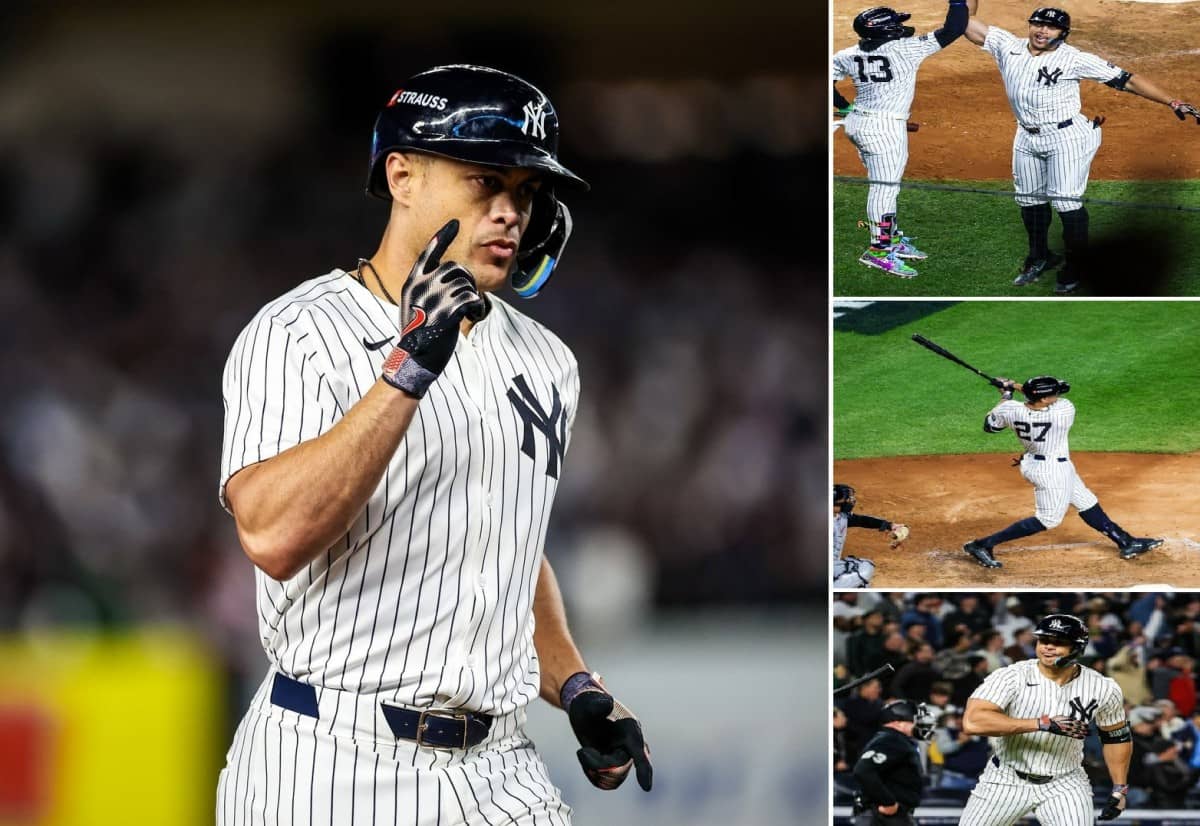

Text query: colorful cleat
(889, 235), (928, 260)
(859, 248), (918, 278)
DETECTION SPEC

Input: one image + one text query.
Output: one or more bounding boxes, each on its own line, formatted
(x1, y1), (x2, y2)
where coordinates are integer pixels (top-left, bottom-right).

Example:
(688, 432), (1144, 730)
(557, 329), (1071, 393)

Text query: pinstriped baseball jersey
(971, 659), (1124, 776)
(981, 28), (1123, 127)
(832, 34), (944, 119)
(985, 398), (1074, 458)
(220, 270), (579, 716)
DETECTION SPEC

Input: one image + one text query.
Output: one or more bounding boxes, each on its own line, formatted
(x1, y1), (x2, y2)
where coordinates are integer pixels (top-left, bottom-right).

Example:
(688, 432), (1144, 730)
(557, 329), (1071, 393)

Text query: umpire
(852, 699), (935, 826)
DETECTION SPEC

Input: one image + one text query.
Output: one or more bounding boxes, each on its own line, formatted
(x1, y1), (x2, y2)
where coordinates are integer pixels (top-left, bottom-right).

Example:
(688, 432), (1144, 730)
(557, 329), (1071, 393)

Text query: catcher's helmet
(367, 64), (588, 298)
(879, 699), (937, 740)
(1022, 375), (1070, 401)
(834, 483), (857, 513)
(1028, 7), (1070, 43)
(853, 7), (916, 42)
(1033, 613), (1089, 667)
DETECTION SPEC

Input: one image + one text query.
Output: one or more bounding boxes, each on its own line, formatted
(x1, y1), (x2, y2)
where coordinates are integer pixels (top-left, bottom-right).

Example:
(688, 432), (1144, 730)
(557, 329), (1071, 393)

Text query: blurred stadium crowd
(834, 592), (1200, 810)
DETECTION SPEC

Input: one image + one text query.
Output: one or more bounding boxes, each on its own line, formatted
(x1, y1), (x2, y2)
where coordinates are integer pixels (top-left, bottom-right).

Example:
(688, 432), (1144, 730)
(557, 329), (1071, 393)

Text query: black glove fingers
(576, 746), (633, 790)
(632, 745), (653, 791)
(421, 219), (461, 274)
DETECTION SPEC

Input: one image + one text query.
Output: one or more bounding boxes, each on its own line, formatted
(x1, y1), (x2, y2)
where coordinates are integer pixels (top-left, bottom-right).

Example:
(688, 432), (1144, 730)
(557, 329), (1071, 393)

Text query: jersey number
(1014, 422), (1052, 442)
(853, 56), (894, 83)
(861, 750), (887, 764)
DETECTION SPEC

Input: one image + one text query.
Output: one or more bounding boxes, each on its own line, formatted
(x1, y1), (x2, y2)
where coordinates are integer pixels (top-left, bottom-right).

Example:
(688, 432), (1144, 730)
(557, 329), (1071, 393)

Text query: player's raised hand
(1038, 714), (1089, 739)
(561, 672), (653, 792)
(1098, 787), (1127, 820)
(381, 219), (487, 397)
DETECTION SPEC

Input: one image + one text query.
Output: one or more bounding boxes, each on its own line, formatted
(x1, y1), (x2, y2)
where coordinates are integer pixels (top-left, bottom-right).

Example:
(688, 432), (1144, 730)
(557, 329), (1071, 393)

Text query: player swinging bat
(911, 334), (1006, 389)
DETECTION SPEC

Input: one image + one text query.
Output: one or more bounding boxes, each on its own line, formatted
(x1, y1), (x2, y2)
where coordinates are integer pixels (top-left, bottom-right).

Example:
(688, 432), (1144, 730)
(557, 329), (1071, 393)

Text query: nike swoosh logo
(363, 335), (394, 351)
(401, 307), (427, 336)
(1026, 682), (1038, 686)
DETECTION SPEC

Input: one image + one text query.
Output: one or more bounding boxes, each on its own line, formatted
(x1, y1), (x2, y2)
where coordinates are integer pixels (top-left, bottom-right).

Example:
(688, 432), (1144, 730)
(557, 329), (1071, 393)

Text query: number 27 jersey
(832, 33), (944, 118)
(986, 397), (1076, 457)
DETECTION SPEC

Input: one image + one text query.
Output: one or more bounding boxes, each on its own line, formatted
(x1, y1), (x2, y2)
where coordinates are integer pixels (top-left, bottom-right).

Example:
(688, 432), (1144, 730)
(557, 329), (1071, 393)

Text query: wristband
(560, 671), (603, 709)
(1112, 784), (1129, 795)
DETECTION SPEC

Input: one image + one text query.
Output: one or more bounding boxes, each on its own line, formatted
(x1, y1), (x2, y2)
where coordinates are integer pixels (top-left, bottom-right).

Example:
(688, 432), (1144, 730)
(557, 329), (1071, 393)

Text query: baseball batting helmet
(367, 64), (588, 298)
(1022, 375), (1070, 401)
(834, 483), (857, 513)
(1028, 7), (1071, 43)
(853, 7), (916, 41)
(879, 699), (937, 740)
(1033, 613), (1089, 667)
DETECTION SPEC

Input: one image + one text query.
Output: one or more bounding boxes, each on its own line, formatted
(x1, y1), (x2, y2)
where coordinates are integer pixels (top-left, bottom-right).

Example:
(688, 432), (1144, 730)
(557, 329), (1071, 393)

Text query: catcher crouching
(833, 483), (910, 588)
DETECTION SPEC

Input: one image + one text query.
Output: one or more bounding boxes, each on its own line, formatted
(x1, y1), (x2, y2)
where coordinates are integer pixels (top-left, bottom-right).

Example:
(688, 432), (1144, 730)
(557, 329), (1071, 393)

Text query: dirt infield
(833, 0), (1200, 180)
(834, 452), (1200, 588)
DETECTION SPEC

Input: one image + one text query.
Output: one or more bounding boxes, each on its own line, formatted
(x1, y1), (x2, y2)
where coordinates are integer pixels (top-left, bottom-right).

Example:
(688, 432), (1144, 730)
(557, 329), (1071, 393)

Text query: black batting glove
(561, 672), (653, 792)
(1171, 100), (1200, 124)
(381, 219), (486, 398)
(1037, 714), (1089, 739)
(1098, 788), (1127, 821)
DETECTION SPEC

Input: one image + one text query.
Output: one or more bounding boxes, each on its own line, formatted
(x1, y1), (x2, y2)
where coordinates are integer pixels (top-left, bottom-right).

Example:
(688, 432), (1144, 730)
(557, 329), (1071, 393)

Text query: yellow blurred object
(0, 629), (223, 826)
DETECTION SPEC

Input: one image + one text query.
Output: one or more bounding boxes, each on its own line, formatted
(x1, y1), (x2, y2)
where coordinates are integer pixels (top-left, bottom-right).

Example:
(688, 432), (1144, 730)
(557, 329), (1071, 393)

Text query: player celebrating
(851, 699), (936, 826)
(216, 65), (651, 825)
(962, 376), (1160, 569)
(961, 613), (1132, 825)
(833, 483), (910, 588)
(833, 0), (974, 278)
(964, 6), (1200, 294)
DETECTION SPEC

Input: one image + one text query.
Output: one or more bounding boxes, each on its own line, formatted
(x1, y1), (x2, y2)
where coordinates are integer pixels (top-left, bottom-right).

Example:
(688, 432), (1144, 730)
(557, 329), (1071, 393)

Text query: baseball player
(215, 65), (651, 825)
(964, 7), (1200, 294)
(851, 699), (936, 826)
(962, 376), (1161, 569)
(833, 0), (975, 278)
(833, 483), (910, 588)
(960, 613), (1132, 825)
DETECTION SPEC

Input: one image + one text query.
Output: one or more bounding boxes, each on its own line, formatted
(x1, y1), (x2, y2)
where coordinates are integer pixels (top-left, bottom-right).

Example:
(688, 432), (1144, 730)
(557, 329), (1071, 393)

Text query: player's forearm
(532, 557), (588, 708)
(228, 380), (419, 579)
(1124, 74), (1176, 107)
(962, 706), (1039, 736)
(1101, 741), (1132, 786)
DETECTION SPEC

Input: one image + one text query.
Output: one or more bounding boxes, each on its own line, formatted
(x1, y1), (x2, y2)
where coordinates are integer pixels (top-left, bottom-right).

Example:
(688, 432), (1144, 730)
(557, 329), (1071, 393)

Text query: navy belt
(1024, 119), (1074, 134)
(269, 673), (492, 750)
(1032, 455), (1067, 462)
(992, 755), (1053, 784)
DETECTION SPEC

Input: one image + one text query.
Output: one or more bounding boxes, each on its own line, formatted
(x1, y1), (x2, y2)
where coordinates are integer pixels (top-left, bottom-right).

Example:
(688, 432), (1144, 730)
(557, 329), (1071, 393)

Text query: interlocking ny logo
(507, 374), (566, 479)
(522, 99), (547, 140)
(1049, 619), (1066, 630)
(1069, 697), (1099, 722)
(1037, 67), (1063, 87)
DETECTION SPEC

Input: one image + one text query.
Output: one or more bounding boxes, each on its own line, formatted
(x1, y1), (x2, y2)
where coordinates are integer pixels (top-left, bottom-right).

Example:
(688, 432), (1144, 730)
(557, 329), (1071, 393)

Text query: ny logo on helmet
(1049, 619), (1065, 630)
(522, 100), (548, 140)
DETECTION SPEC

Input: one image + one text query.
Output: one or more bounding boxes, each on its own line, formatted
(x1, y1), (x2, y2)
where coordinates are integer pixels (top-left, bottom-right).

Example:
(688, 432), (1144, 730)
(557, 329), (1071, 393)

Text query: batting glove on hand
(1171, 100), (1200, 124)
(1038, 714), (1089, 739)
(835, 103), (855, 117)
(561, 672), (653, 792)
(1098, 787), (1128, 820)
(381, 219), (486, 398)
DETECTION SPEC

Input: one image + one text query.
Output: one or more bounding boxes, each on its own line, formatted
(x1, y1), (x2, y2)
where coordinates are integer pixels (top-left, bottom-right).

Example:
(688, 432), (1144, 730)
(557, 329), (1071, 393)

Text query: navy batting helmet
(1028, 7), (1071, 40)
(834, 484), (857, 513)
(880, 700), (936, 740)
(1033, 613), (1089, 666)
(853, 7), (916, 41)
(367, 65), (588, 298)
(1022, 375), (1070, 401)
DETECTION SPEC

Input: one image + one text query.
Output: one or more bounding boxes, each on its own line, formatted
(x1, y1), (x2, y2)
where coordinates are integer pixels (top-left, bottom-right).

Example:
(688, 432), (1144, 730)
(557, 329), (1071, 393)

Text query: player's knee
(1015, 197), (1048, 209)
(854, 558), (875, 588)
(1038, 512), (1065, 529)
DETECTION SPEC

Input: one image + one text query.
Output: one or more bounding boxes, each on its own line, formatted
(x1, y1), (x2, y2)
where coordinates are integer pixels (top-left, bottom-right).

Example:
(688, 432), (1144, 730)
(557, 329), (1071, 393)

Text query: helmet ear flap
(511, 197), (573, 298)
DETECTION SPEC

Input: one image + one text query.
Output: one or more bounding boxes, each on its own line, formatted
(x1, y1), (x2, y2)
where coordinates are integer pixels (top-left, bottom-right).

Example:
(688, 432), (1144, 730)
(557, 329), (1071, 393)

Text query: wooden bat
(911, 334), (1006, 389)
(833, 663), (895, 697)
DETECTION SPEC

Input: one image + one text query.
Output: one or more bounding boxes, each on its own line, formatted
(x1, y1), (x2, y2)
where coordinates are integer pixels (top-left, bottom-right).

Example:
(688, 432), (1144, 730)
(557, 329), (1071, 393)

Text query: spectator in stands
(1151, 649), (1197, 717)
(834, 707), (851, 775)
(993, 595), (1034, 645)
(839, 677), (886, 764)
(1172, 611), (1200, 661)
(950, 653), (989, 709)
(944, 594), (992, 638)
(931, 707), (989, 790)
(932, 628), (973, 681)
(847, 608), (887, 678)
(892, 641), (939, 703)
(1155, 699), (1196, 759)
(979, 629), (1010, 672)
(926, 681), (954, 717)
(899, 594), (944, 649)
(1003, 627), (1036, 664)
(834, 593), (866, 665)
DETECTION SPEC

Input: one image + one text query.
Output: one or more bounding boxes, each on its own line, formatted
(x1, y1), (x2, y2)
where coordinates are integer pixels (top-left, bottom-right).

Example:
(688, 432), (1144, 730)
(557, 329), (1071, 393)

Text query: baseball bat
(911, 334), (1006, 389)
(833, 663), (895, 697)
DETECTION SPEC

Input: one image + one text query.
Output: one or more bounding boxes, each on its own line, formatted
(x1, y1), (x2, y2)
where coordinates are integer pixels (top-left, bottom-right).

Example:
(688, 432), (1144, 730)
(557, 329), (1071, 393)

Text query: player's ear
(385, 151), (424, 206)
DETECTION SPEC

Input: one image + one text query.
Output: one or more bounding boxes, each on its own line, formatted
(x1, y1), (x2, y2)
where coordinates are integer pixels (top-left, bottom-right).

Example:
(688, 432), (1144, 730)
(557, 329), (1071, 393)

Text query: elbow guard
(1100, 724), (1132, 744)
(1105, 71), (1132, 92)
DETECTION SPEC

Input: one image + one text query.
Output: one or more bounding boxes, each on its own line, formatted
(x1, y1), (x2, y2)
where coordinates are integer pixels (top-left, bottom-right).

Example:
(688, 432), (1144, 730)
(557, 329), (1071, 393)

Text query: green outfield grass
(834, 301), (1200, 459)
(833, 179), (1200, 297)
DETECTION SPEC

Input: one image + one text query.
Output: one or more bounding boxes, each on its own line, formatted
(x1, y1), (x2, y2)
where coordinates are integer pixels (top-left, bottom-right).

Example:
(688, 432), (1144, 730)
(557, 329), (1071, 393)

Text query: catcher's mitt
(888, 523), (910, 548)
(1171, 100), (1200, 124)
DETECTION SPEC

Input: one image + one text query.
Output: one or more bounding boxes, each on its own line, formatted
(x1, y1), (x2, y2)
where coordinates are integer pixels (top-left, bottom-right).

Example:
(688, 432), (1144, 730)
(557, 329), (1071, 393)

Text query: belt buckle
(416, 708), (469, 750)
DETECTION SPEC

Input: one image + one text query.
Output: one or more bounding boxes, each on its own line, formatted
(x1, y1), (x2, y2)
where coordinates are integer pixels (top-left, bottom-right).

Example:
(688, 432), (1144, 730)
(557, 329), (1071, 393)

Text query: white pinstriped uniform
(833, 33), (945, 232)
(960, 659), (1124, 826)
(216, 270), (579, 825)
(831, 512), (874, 588)
(981, 27), (1123, 211)
(985, 398), (1097, 528)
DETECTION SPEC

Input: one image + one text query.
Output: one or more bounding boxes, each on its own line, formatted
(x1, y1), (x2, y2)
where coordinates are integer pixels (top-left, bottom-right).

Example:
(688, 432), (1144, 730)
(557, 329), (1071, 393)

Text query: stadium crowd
(834, 592), (1200, 810)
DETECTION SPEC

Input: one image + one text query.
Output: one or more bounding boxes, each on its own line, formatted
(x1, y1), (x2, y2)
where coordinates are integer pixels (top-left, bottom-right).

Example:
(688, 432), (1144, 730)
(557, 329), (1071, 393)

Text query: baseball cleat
(963, 540), (1003, 568)
(1013, 252), (1063, 286)
(1119, 537), (1163, 560)
(859, 248), (918, 278)
(889, 236), (928, 260)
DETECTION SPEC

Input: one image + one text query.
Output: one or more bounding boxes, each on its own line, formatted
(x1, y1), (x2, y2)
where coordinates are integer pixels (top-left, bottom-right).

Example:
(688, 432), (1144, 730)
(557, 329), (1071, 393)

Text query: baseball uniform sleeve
(832, 50), (852, 82)
(985, 400), (1014, 432)
(219, 311), (337, 513)
(1072, 50), (1125, 84)
(1059, 398), (1077, 428)
(971, 663), (1019, 708)
(908, 31), (944, 59)
(1095, 677), (1127, 728)
(982, 26), (1018, 60)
